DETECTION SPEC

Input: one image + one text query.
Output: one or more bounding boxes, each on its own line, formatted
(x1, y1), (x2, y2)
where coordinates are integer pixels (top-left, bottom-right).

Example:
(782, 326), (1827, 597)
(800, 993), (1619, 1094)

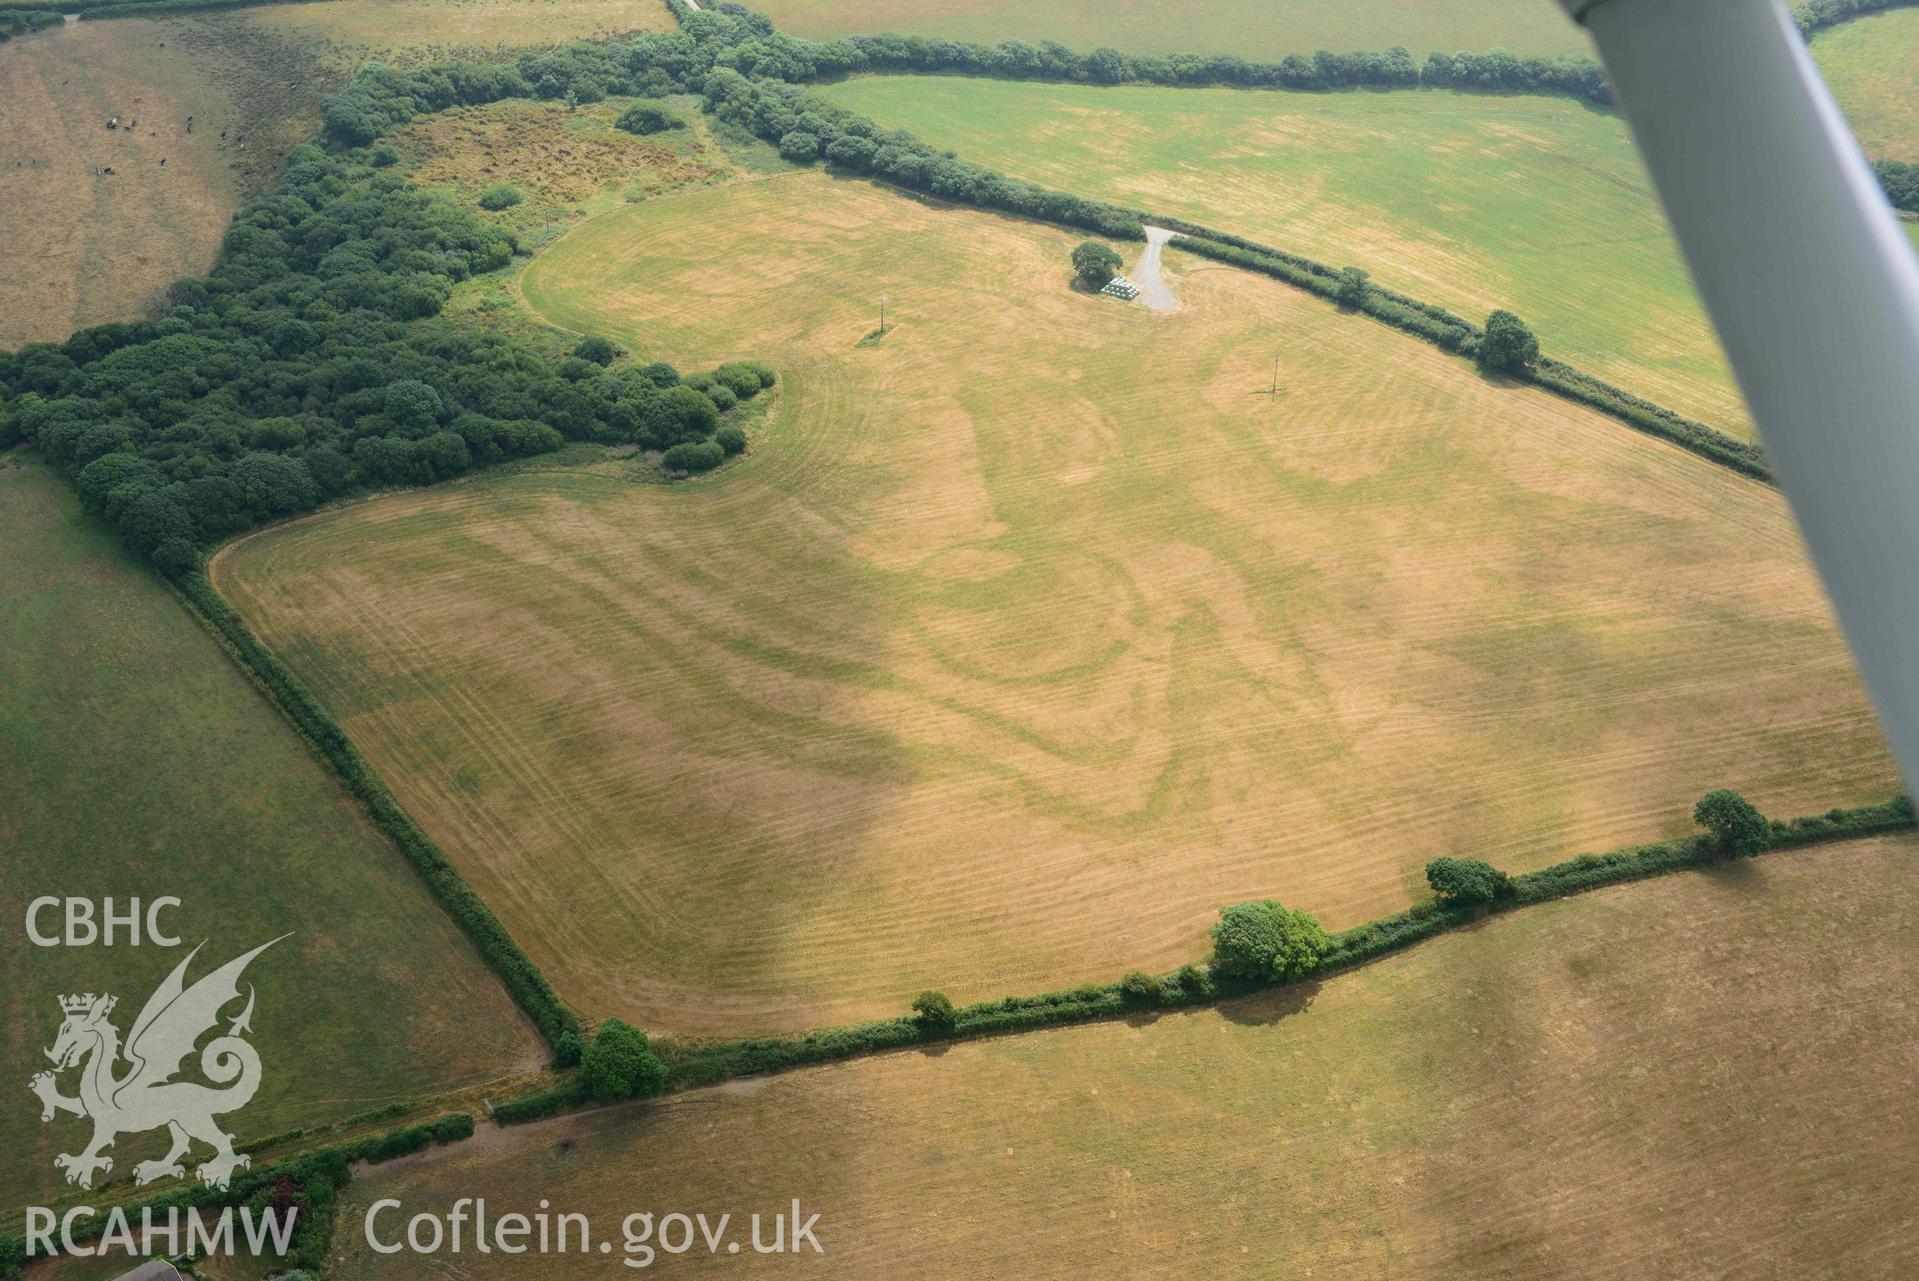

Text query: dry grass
(391, 97), (726, 214)
(213, 171), (1894, 1038)
(751, 0), (1592, 60)
(819, 77), (1758, 434)
(329, 833), (1919, 1279)
(238, 0), (677, 67)
(0, 21), (239, 348)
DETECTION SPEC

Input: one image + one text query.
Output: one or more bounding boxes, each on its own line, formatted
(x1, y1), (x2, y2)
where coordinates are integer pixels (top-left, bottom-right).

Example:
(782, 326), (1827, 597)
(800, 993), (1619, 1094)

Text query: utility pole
(1271, 354), (1279, 396)
(880, 294), (887, 335)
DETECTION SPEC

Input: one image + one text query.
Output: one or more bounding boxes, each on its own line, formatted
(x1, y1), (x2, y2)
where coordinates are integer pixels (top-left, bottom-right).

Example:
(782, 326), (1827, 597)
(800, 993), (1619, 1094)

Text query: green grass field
(1813, 6), (1919, 161)
(819, 78), (1753, 431)
(212, 170), (1893, 1039)
(819, 72), (1919, 438)
(0, 455), (540, 1216)
(750, 0), (1593, 60)
(330, 833), (1919, 1278)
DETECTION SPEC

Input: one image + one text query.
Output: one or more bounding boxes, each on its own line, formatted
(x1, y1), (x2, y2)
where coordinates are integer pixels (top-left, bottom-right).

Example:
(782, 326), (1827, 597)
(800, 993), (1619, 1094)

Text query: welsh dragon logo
(29, 937), (284, 1191)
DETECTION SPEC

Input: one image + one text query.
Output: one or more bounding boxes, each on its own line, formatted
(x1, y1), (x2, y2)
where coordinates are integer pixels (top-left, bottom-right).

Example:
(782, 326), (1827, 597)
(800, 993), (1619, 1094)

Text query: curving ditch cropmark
(1130, 225), (1179, 311)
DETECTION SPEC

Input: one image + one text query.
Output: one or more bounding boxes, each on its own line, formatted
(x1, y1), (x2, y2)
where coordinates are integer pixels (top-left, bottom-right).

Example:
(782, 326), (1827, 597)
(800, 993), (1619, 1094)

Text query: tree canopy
(1477, 309), (1540, 374)
(0, 143), (766, 567)
(1072, 240), (1125, 288)
(1336, 265), (1372, 308)
(1693, 789), (1771, 856)
(1210, 900), (1329, 982)
(580, 1018), (669, 1102)
(615, 99), (681, 135)
(911, 990), (958, 1032)
(1425, 857), (1510, 905)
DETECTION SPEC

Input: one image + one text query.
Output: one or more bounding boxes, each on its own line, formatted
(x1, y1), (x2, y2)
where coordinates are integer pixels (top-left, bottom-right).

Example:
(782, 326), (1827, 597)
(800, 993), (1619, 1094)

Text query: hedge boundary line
(174, 571), (582, 1054)
(48, 0), (1918, 32)
(76, 0), (357, 19)
(487, 796), (1912, 1121)
(704, 71), (1770, 475)
(1165, 230), (1774, 482)
(1795, 0), (1919, 36)
(0, 1113), (475, 1277)
(699, 65), (1774, 463)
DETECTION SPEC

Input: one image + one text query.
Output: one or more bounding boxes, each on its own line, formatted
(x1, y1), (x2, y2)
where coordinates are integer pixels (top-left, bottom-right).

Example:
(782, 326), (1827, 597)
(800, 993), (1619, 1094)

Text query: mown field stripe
(490, 797), (1914, 1124)
(1163, 230), (1774, 483)
(175, 570), (583, 1055)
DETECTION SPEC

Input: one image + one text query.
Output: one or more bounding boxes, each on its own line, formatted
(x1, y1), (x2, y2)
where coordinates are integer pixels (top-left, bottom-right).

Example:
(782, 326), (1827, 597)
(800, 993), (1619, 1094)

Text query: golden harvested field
(214, 171), (1894, 1037)
(330, 834), (1919, 1279)
(238, 0), (676, 66)
(0, 20), (239, 348)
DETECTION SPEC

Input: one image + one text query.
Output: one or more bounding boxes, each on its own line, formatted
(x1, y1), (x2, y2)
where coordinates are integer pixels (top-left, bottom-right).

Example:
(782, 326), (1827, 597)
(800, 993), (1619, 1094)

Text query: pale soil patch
(329, 834), (1919, 1279)
(214, 172), (1894, 1037)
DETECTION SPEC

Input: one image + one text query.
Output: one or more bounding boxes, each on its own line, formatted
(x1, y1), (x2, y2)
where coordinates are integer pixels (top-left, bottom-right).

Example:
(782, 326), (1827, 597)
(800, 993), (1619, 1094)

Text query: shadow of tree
(1216, 980), (1320, 1027)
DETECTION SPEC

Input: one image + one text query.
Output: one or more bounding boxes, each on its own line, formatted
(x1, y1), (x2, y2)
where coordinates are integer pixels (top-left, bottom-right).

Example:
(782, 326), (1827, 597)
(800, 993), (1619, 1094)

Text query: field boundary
(695, 0), (1918, 212)
(172, 571), (584, 1058)
(1165, 230), (1773, 481)
(698, 69), (1778, 476)
(486, 796), (1913, 1125)
(0, 1112), (477, 1276)
(4, 801), (1903, 1276)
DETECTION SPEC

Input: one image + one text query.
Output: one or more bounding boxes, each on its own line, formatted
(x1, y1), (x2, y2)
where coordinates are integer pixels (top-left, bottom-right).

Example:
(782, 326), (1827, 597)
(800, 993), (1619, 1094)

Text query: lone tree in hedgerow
(1335, 265), (1372, 308)
(1072, 240), (1125, 289)
(912, 990), (958, 1034)
(1694, 789), (1771, 857)
(581, 1018), (669, 1102)
(1476, 308), (1540, 374)
(1210, 900), (1329, 983)
(1425, 856), (1510, 906)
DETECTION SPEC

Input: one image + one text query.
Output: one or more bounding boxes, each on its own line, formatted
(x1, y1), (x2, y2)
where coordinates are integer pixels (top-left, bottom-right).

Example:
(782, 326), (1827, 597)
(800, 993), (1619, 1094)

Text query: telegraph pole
(1271, 355), (1279, 396)
(879, 294), (887, 335)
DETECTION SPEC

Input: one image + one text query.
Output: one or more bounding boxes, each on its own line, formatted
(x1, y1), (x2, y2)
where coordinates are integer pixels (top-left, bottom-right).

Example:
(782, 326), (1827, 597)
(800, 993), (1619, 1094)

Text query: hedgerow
(176, 572), (584, 1056)
(76, 0), (323, 17)
(1876, 159), (1919, 215)
(702, 69), (1145, 237)
(1793, 0), (1919, 35)
(1525, 358), (1773, 480)
(483, 794), (1911, 1123)
(0, 8), (61, 39)
(490, 1075), (592, 1124)
(11, 1113), (475, 1275)
(1166, 230), (1775, 481)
